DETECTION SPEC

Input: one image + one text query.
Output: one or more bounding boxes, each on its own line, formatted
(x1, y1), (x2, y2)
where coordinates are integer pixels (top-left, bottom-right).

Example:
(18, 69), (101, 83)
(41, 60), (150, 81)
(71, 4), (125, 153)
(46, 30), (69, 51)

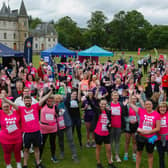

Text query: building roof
(0, 0), (27, 19)
(0, 2), (10, 16)
(19, 0), (27, 17)
(30, 23), (57, 37)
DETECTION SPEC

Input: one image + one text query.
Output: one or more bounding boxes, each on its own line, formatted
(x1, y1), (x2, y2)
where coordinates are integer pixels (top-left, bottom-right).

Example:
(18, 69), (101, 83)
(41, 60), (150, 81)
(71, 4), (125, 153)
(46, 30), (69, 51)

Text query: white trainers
(17, 162), (22, 168)
(115, 156), (121, 163)
(6, 164), (12, 168)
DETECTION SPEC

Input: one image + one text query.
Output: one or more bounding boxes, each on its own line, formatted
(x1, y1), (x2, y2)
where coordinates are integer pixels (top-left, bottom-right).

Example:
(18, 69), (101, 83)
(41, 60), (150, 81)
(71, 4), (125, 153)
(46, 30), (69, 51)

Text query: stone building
(30, 23), (58, 54)
(0, 0), (58, 53)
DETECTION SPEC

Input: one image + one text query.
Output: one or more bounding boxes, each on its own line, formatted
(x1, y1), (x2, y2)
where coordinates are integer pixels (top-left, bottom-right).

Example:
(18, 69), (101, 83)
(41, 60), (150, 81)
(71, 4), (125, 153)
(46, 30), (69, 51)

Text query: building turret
(18, 0), (29, 51)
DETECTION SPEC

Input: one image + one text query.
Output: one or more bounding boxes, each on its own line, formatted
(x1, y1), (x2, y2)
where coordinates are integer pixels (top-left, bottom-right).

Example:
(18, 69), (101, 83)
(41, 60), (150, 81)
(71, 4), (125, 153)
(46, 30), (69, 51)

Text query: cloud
(0, 0), (168, 27)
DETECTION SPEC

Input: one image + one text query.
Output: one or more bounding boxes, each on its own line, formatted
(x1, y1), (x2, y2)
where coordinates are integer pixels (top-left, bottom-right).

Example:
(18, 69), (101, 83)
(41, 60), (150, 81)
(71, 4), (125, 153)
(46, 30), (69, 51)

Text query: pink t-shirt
(111, 102), (121, 128)
(94, 111), (109, 136)
(138, 108), (160, 138)
(40, 104), (58, 134)
(18, 103), (41, 133)
(158, 112), (168, 140)
(0, 110), (22, 144)
(129, 107), (137, 122)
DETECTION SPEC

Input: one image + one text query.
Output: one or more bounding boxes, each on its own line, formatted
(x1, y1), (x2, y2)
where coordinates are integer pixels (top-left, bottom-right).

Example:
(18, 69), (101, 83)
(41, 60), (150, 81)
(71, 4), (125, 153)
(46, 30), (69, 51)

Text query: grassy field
(1, 51), (168, 168)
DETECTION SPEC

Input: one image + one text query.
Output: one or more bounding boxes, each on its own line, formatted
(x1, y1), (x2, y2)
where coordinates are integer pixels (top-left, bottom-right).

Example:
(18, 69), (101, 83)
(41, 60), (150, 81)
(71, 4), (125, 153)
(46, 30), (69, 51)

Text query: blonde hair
(157, 101), (168, 113)
(54, 94), (63, 101)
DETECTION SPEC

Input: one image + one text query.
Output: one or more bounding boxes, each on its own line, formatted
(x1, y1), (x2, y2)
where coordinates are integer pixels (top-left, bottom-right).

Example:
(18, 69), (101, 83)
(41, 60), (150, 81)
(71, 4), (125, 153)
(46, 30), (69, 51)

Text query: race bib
(111, 107), (120, 116)
(70, 100), (78, 108)
(24, 114), (35, 122)
(58, 116), (65, 130)
(142, 125), (152, 130)
(45, 114), (54, 121)
(7, 124), (18, 133)
(102, 124), (108, 131)
(98, 92), (102, 99)
(161, 119), (166, 127)
(59, 120), (65, 127)
(129, 116), (137, 121)
(118, 89), (123, 95)
(87, 105), (92, 110)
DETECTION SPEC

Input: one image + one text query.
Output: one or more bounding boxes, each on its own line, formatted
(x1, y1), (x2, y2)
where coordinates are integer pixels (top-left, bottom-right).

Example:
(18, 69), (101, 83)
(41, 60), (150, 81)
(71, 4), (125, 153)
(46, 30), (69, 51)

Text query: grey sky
(1, 0), (168, 27)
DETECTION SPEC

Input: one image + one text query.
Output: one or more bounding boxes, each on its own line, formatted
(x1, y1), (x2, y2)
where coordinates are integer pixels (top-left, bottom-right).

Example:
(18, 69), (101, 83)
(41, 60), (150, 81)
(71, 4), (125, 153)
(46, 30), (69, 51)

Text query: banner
(138, 48), (141, 55)
(24, 37), (33, 64)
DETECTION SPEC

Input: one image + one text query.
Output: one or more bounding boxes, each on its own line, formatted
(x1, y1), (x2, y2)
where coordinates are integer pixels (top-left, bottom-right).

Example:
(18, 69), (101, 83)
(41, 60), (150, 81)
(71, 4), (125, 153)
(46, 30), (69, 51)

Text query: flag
(24, 37), (33, 64)
(138, 48), (141, 55)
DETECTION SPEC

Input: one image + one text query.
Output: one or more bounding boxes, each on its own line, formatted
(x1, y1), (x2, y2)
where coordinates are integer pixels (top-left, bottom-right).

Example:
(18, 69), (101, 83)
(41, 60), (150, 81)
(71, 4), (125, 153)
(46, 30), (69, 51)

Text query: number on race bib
(24, 114), (35, 122)
(7, 124), (18, 133)
(102, 124), (108, 131)
(45, 114), (54, 121)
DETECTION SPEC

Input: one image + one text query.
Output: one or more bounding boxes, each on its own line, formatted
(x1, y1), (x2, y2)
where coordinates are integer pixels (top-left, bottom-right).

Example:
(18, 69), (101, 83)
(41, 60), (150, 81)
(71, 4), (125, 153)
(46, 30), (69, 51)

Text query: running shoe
(72, 155), (79, 163)
(36, 163), (45, 168)
(132, 154), (136, 162)
(51, 156), (59, 163)
(97, 163), (103, 168)
(108, 163), (117, 168)
(59, 152), (64, 159)
(91, 142), (96, 148)
(16, 162), (22, 168)
(85, 142), (91, 148)
(123, 153), (128, 161)
(115, 156), (121, 163)
(6, 165), (12, 168)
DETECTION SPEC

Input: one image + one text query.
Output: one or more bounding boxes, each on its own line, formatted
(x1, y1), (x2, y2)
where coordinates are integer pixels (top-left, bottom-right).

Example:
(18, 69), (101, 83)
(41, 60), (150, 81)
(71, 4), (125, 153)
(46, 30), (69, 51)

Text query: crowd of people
(0, 55), (167, 168)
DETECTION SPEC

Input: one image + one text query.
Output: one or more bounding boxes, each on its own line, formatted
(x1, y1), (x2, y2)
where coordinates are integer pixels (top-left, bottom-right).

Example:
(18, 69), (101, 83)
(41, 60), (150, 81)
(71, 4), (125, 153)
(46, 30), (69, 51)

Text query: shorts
(136, 134), (155, 153)
(84, 110), (94, 122)
(94, 133), (110, 145)
(23, 131), (42, 149)
(125, 122), (138, 134)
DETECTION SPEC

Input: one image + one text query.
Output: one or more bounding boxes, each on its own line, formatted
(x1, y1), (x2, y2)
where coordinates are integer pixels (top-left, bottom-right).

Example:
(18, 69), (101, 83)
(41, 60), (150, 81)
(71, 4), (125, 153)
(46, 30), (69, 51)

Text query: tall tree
(55, 16), (84, 49)
(148, 25), (168, 49)
(87, 11), (107, 46)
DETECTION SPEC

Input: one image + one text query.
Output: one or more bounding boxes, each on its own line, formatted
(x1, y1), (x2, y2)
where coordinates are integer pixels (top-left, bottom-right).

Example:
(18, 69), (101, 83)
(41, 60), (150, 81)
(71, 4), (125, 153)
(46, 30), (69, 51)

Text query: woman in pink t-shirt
(110, 91), (122, 162)
(156, 102), (168, 168)
(129, 92), (160, 168)
(90, 99), (116, 168)
(0, 102), (22, 168)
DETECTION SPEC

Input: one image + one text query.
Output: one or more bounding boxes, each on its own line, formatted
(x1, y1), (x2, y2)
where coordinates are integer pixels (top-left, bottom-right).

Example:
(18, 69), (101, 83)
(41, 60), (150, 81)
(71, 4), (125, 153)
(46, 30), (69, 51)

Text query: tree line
(29, 10), (168, 50)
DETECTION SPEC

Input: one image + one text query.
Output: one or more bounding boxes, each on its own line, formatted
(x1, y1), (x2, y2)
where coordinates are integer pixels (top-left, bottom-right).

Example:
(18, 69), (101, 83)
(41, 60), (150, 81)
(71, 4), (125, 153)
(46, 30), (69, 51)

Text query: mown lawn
(1, 51), (168, 168)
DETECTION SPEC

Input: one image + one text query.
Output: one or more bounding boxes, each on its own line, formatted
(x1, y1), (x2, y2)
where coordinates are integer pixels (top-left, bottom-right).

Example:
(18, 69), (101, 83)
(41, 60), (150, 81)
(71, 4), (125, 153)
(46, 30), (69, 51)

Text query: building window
(35, 44), (38, 49)
(48, 38), (50, 42)
(24, 21), (27, 26)
(4, 33), (7, 39)
(13, 43), (17, 50)
(24, 33), (27, 38)
(3, 21), (6, 26)
(53, 38), (55, 42)
(13, 33), (16, 39)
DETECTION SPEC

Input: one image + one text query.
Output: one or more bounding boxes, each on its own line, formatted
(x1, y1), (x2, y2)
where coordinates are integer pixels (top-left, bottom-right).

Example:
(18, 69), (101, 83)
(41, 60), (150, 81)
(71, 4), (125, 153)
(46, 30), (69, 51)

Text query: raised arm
(39, 90), (53, 106)
(0, 94), (18, 110)
(128, 90), (139, 113)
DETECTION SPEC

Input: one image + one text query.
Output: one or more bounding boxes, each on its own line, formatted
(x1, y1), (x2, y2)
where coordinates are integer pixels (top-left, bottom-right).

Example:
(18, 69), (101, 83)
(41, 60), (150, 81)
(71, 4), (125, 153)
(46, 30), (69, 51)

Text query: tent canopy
(0, 43), (24, 57)
(78, 45), (113, 57)
(41, 43), (77, 57)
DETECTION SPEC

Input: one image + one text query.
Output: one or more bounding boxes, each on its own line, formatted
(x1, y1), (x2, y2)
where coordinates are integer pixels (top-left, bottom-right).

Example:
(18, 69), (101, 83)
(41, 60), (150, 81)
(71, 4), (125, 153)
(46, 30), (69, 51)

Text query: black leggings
(72, 118), (82, 146)
(156, 140), (168, 168)
(40, 132), (57, 158)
